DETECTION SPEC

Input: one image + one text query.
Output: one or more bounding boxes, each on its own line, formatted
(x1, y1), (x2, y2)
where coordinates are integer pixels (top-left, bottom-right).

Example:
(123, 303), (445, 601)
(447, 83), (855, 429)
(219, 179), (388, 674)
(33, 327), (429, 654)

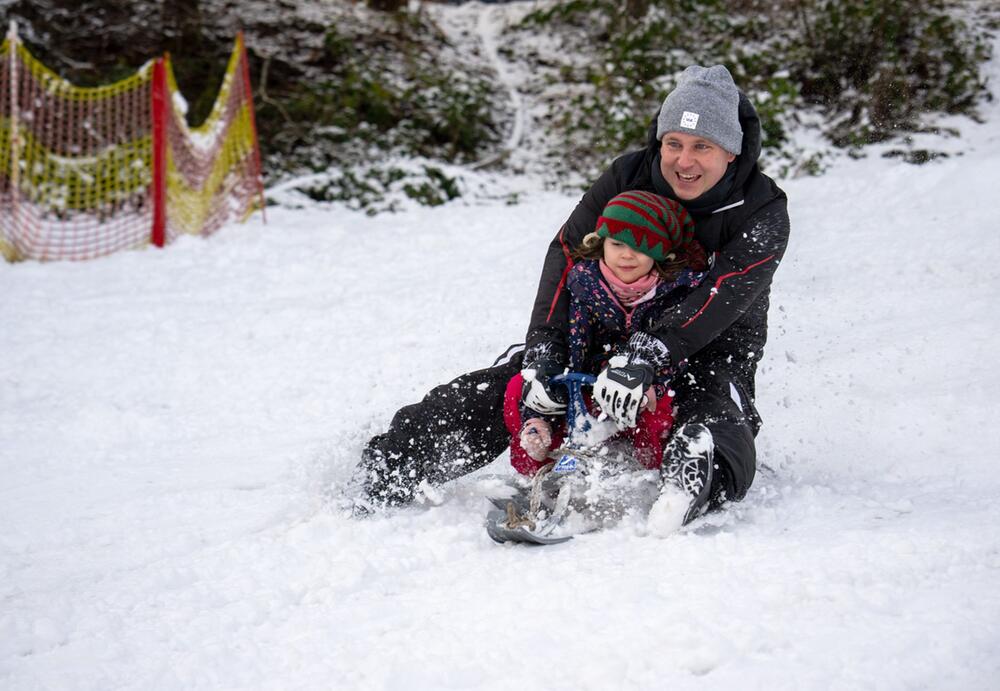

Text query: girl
(503, 190), (708, 475)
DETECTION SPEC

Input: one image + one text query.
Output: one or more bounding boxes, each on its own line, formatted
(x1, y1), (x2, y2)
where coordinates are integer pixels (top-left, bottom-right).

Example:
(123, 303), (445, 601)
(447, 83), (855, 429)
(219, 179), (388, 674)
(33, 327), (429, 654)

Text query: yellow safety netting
(0, 30), (263, 262)
(162, 33), (263, 241)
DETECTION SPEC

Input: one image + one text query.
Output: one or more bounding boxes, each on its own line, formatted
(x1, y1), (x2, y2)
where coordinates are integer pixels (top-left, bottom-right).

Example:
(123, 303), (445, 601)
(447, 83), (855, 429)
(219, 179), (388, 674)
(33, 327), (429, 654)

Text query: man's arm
(649, 196), (790, 363)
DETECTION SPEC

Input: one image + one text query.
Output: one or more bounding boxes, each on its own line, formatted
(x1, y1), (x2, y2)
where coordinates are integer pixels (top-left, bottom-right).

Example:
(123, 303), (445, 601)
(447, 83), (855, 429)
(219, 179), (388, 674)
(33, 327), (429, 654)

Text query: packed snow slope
(4, 58), (1000, 691)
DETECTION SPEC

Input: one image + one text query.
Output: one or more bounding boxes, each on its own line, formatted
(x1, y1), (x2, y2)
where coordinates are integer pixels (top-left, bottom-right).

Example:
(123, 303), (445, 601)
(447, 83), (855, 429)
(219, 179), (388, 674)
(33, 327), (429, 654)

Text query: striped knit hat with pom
(595, 191), (707, 268)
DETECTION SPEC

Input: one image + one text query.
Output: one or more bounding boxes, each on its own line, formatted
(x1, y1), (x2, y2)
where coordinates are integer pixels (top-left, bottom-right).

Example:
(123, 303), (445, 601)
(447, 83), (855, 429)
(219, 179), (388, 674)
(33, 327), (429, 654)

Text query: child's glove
(519, 418), (553, 462)
(595, 332), (671, 428)
(595, 357), (654, 429)
(521, 358), (568, 416)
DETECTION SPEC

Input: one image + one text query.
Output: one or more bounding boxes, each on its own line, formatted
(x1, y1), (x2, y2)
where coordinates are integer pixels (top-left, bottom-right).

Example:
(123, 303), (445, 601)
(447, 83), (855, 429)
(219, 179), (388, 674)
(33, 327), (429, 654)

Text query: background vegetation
(1, 0), (996, 207)
(511, 0), (996, 179)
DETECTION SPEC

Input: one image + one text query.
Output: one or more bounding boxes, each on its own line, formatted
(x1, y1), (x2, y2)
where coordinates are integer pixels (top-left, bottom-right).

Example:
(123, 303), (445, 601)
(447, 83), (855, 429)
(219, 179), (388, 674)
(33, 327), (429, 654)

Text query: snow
(4, 17), (1000, 691)
(644, 483), (688, 536)
(468, 3), (525, 167)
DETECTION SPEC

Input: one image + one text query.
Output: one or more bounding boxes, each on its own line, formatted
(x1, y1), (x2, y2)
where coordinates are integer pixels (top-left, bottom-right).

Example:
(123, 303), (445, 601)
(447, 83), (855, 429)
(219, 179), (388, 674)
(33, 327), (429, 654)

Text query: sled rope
(529, 461), (555, 517)
(505, 501), (533, 530)
(505, 461), (556, 530)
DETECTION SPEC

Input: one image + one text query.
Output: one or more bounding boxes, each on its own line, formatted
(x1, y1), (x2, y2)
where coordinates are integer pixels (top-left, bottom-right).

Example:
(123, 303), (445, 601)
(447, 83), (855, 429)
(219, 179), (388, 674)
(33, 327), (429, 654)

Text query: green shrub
(257, 15), (501, 181)
(794, 0), (990, 146)
(291, 164), (460, 214)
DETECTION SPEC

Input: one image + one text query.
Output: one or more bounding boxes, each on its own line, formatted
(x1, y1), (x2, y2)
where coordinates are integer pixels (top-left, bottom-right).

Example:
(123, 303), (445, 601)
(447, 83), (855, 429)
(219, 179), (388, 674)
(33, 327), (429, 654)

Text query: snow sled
(486, 373), (659, 545)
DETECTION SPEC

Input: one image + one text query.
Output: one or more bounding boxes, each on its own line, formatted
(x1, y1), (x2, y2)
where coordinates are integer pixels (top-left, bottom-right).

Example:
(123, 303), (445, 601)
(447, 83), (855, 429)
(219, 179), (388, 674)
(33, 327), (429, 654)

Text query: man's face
(659, 132), (737, 201)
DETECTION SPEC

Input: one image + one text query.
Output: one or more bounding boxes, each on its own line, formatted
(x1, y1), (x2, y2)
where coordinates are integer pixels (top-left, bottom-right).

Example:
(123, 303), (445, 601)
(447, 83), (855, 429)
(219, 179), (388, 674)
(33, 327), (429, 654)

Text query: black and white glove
(521, 359), (568, 416)
(594, 332), (672, 429)
(594, 356), (654, 429)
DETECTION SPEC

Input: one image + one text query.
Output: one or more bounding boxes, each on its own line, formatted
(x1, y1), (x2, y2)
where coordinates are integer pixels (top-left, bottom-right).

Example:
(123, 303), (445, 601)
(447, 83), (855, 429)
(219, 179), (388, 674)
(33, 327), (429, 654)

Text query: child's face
(603, 239), (655, 284)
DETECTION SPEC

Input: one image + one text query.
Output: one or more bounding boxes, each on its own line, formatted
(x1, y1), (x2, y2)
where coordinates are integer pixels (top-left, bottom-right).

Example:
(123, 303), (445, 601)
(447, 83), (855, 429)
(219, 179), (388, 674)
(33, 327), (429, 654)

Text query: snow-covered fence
(0, 22), (265, 262)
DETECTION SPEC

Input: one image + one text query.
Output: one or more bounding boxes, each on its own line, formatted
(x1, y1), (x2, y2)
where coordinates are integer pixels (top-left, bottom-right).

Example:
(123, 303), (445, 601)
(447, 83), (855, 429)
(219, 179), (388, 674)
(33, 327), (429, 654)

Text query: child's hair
(573, 232), (688, 280)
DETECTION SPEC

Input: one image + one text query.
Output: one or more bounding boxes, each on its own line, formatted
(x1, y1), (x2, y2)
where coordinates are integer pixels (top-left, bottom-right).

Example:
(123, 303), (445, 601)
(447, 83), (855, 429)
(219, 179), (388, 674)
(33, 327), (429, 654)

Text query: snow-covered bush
(510, 0), (994, 181)
(261, 11), (502, 176)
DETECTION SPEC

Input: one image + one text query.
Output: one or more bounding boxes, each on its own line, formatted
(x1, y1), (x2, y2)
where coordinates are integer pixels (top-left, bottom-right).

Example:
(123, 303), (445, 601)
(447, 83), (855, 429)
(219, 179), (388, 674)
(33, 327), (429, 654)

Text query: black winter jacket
(525, 94), (790, 391)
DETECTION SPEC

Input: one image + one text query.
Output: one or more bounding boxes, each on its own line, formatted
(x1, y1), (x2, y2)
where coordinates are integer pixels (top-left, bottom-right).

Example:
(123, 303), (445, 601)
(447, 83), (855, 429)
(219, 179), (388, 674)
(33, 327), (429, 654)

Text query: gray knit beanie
(656, 65), (743, 155)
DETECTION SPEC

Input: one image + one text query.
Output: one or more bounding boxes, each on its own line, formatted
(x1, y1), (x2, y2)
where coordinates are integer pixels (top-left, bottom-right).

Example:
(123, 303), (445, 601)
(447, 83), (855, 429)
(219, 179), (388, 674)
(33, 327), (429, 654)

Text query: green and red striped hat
(595, 191), (706, 268)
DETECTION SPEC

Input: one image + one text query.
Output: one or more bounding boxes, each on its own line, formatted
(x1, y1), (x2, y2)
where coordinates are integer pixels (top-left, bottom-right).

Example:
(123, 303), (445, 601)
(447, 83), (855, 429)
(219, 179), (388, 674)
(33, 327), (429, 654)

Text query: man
(357, 65), (790, 524)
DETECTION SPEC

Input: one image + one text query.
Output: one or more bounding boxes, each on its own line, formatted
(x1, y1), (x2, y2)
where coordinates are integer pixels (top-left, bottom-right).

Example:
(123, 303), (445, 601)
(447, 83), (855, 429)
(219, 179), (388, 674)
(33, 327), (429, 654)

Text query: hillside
(2, 16), (999, 690)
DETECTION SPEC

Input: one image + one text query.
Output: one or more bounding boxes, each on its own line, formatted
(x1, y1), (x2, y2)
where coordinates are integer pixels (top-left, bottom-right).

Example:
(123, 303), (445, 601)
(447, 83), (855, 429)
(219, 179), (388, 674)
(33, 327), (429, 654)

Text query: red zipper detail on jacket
(680, 254), (775, 329)
(546, 229), (576, 323)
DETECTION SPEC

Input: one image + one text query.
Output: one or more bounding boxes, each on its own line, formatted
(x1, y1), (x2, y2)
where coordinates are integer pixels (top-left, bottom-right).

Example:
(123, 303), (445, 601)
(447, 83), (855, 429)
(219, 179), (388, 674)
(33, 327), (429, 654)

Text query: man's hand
(594, 355), (654, 429)
(521, 359), (568, 415)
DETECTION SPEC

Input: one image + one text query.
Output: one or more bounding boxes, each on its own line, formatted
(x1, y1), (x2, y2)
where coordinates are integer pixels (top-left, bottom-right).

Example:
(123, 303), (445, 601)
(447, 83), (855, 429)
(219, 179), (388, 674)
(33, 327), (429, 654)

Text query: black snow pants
(359, 345), (761, 506)
(360, 346), (526, 505)
(669, 352), (762, 507)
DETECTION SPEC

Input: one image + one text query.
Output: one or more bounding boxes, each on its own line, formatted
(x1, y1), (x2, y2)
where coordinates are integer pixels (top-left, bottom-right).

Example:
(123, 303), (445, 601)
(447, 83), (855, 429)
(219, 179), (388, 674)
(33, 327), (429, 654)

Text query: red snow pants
(503, 373), (675, 476)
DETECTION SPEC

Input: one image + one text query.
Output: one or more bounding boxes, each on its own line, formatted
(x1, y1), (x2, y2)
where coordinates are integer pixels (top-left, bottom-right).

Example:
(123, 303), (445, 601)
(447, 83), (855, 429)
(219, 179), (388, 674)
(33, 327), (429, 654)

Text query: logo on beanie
(680, 111), (699, 129)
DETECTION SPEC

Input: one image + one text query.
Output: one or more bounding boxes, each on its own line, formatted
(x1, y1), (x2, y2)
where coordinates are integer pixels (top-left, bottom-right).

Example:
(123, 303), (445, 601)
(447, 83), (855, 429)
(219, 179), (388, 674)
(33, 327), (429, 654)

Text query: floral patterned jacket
(567, 259), (706, 388)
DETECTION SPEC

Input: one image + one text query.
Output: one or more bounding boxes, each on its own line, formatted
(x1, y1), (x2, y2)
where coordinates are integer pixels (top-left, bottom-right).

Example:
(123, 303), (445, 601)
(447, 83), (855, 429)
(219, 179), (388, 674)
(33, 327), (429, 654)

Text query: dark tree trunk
(368, 0), (406, 12)
(162, 0), (203, 53)
(625, 0), (650, 19)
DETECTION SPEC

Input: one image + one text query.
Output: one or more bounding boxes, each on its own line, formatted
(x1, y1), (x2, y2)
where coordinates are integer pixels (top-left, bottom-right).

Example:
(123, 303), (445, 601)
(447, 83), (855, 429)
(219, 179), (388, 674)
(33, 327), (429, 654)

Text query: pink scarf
(599, 260), (659, 308)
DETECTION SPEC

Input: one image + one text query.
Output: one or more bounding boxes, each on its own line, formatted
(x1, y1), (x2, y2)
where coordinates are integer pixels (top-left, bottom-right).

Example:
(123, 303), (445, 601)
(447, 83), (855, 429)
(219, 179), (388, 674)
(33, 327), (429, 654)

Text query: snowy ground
(5, 22), (1000, 691)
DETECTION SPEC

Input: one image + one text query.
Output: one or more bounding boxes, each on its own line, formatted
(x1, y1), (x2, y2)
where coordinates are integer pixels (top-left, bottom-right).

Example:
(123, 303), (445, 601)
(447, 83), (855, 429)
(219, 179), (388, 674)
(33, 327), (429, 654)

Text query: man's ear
(726, 152), (736, 163)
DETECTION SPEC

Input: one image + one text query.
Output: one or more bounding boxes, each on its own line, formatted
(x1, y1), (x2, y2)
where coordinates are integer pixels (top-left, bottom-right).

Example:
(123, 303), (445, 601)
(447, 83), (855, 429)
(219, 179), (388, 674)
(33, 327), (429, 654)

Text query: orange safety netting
(0, 27), (263, 262)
